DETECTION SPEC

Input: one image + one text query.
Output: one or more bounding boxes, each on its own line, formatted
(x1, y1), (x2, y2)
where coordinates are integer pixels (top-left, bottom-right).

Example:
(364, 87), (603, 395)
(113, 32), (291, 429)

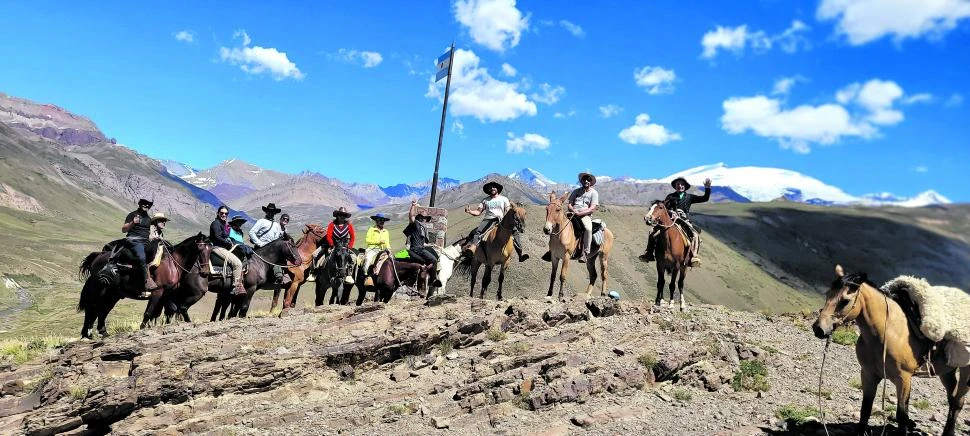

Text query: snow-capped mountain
(160, 160), (196, 177)
(650, 163), (860, 204)
(861, 190), (952, 208)
(380, 178), (461, 198)
(508, 168), (557, 188)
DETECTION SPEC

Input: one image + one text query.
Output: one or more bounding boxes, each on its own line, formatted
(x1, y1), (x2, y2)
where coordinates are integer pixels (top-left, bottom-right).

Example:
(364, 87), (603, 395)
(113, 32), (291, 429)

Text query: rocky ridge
(1, 297), (962, 435)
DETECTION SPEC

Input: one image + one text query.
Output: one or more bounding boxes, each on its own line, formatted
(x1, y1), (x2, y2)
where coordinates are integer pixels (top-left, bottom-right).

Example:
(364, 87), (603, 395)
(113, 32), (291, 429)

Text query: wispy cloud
(174, 30), (195, 43)
(553, 110), (576, 119)
(559, 20), (585, 38)
(945, 93), (964, 108)
(913, 165), (929, 173)
(506, 132), (550, 153)
(634, 66), (676, 94)
(772, 75), (806, 95)
(330, 49), (384, 68)
(902, 93), (933, 105)
(599, 104), (623, 118)
(219, 30), (304, 81)
(701, 20), (810, 59)
(500, 63), (517, 77)
(530, 83), (565, 105)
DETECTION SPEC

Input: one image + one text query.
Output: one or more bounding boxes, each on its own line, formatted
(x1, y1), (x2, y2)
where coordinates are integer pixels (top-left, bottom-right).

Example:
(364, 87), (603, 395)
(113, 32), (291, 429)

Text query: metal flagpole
(429, 41), (455, 208)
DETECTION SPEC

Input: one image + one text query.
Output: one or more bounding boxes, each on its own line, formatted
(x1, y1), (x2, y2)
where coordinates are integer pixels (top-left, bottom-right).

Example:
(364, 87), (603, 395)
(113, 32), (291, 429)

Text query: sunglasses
(218, 212), (228, 216)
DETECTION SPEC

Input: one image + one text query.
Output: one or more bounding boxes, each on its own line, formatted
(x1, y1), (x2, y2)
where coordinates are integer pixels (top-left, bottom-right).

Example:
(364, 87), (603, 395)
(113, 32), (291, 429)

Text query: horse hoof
(654, 300), (664, 307)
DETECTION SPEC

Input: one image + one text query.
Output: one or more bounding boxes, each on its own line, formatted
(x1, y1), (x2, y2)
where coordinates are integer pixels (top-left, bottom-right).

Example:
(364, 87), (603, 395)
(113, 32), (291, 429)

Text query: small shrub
(108, 318), (139, 335)
(317, 315), (328, 323)
(819, 388), (832, 400)
(849, 377), (863, 390)
(69, 385), (88, 401)
(731, 360), (769, 392)
(912, 399), (931, 410)
(387, 402), (417, 415)
(438, 338), (454, 355)
(637, 353), (658, 370)
(486, 328), (507, 342)
(28, 367), (54, 393)
(832, 327), (859, 346)
(775, 404), (817, 425)
(505, 341), (530, 356)
(673, 387), (692, 402)
(654, 318), (675, 332)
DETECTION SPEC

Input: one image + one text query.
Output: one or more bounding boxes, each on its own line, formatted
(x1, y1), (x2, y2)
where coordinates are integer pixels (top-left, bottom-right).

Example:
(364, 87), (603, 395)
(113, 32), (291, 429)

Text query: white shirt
(481, 195), (511, 220)
(249, 218), (283, 247)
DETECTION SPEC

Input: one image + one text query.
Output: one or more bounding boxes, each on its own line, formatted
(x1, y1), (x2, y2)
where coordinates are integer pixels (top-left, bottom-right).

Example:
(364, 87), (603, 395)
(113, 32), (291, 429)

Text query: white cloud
(633, 66), (677, 94)
(701, 20), (810, 59)
(817, 0), (970, 45)
(772, 76), (805, 95)
(219, 31), (304, 81)
(618, 113), (682, 146)
(333, 49), (384, 68)
(945, 93), (964, 107)
(426, 48), (537, 123)
(599, 104), (623, 118)
(500, 63), (517, 77)
(506, 132), (550, 153)
(902, 93), (933, 105)
(452, 119), (465, 135)
(174, 30), (195, 43)
(553, 110), (576, 119)
(531, 83), (565, 104)
(559, 20), (585, 38)
(453, 0), (529, 53)
(913, 165), (929, 173)
(721, 78), (910, 153)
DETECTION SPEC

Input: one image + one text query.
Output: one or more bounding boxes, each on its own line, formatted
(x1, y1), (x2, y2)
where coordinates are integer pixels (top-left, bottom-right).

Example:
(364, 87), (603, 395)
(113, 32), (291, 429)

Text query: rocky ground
(1, 296), (965, 435)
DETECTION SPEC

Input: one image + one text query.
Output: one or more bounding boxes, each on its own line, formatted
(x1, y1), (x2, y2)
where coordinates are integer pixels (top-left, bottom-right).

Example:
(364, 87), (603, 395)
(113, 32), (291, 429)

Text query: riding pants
(212, 246), (243, 286)
(579, 216), (593, 254)
(408, 246), (438, 264)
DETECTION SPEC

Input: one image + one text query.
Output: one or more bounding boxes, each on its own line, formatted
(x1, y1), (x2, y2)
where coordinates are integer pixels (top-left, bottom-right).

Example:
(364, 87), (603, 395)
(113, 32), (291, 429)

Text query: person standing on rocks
(122, 198), (157, 292)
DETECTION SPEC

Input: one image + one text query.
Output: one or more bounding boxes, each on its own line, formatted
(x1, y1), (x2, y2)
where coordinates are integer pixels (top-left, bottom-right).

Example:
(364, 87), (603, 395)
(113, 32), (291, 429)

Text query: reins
(251, 242), (303, 268)
(162, 242), (208, 274)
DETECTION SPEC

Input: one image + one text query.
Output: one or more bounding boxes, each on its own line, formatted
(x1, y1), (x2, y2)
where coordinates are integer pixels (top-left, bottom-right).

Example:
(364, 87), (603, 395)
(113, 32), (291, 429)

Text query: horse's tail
(77, 276), (102, 313)
(454, 255), (472, 276)
(79, 251), (104, 280)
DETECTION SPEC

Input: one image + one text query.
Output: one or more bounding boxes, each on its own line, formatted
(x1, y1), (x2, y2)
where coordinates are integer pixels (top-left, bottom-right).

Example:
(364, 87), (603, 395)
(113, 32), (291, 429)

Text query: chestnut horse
(458, 204), (526, 300)
(275, 224), (327, 310)
(542, 192), (614, 302)
(813, 265), (970, 436)
(644, 201), (689, 311)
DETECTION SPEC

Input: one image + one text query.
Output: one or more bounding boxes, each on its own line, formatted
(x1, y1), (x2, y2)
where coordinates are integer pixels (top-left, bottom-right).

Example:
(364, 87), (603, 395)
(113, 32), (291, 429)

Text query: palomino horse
(813, 265), (970, 436)
(644, 201), (689, 311)
(542, 192), (614, 302)
(459, 204), (526, 300)
(77, 233), (211, 338)
(276, 224), (327, 310)
(210, 238), (302, 320)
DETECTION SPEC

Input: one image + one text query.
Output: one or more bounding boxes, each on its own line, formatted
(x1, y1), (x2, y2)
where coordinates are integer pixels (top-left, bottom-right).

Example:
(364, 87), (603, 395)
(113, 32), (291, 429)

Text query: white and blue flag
(435, 49), (452, 82)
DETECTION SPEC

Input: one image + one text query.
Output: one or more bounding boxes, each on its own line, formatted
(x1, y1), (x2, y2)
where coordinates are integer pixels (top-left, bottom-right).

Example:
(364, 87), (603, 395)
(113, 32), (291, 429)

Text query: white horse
(429, 242), (463, 296)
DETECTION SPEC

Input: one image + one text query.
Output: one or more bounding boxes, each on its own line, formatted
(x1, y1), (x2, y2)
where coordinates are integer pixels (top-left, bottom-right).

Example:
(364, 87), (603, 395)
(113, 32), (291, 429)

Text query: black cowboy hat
(138, 198), (153, 207)
(229, 215), (247, 226)
(578, 172), (596, 186)
(332, 206), (352, 218)
(370, 213), (390, 222)
(261, 202), (282, 214)
(482, 181), (503, 195)
(670, 177), (691, 190)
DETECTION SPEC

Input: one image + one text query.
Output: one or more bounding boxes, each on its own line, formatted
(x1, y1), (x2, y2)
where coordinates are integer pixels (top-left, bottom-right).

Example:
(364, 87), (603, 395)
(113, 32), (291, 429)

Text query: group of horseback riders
(119, 172), (713, 298)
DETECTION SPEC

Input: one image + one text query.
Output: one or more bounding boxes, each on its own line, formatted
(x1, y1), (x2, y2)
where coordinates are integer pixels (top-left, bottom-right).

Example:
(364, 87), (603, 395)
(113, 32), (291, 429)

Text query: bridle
(252, 239), (303, 268)
(645, 203), (676, 229)
(546, 202), (574, 237)
(163, 239), (212, 275)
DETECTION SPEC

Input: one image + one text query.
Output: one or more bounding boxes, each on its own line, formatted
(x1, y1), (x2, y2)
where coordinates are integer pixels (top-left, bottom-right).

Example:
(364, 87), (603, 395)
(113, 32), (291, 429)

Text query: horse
(812, 265), (970, 436)
(275, 224), (327, 310)
(77, 233), (211, 339)
(209, 237), (302, 320)
(457, 204), (526, 300)
(313, 244), (358, 306)
(644, 201), (690, 311)
(429, 242), (462, 295)
(352, 255), (432, 305)
(542, 192), (614, 302)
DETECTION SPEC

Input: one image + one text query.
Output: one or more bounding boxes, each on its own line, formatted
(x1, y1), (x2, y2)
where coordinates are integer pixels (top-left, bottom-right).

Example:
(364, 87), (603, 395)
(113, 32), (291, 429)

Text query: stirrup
(363, 276), (374, 287)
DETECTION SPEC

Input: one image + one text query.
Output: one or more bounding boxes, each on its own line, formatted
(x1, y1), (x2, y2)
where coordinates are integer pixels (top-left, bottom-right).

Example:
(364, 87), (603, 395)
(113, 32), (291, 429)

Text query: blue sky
(1, 1), (968, 201)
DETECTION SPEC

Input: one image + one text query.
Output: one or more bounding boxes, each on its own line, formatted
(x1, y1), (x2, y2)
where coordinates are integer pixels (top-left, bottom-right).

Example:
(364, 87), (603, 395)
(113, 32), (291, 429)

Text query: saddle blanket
(883, 275), (970, 367)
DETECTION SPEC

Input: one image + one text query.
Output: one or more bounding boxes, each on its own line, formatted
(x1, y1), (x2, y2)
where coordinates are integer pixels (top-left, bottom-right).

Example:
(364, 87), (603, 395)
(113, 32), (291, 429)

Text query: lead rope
(818, 337), (832, 436)
(879, 293), (890, 436)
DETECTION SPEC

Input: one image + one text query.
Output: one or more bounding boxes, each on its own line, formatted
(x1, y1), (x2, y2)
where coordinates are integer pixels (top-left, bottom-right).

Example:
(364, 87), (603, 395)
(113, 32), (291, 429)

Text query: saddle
(103, 238), (167, 267)
(569, 217), (607, 258)
(209, 245), (250, 278)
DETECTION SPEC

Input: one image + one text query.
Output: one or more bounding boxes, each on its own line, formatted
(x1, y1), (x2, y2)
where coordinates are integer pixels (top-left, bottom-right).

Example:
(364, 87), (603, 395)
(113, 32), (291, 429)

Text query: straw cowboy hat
(150, 212), (169, 223)
(261, 202), (282, 214)
(482, 181), (504, 195)
(332, 207), (352, 218)
(229, 215), (247, 226)
(670, 177), (691, 190)
(138, 198), (154, 207)
(370, 213), (391, 222)
(577, 172), (596, 186)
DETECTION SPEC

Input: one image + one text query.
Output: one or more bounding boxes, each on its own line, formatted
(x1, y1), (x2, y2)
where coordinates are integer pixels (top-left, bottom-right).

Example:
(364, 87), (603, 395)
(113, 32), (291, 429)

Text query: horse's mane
(172, 234), (202, 255)
(841, 271), (923, 326)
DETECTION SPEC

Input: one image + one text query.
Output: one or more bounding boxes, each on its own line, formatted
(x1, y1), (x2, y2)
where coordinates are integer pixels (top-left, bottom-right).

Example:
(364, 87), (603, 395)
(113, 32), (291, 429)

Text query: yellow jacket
(365, 227), (391, 249)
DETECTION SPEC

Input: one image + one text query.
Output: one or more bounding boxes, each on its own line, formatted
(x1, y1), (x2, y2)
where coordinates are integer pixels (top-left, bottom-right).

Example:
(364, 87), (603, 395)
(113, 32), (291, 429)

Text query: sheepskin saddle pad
(882, 275), (970, 367)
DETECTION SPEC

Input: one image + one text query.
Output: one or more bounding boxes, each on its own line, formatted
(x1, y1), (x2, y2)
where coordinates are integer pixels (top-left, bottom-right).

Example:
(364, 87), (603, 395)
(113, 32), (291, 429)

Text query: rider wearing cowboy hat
(122, 198), (157, 291)
(249, 203), (284, 248)
(568, 172), (599, 263)
(640, 176), (711, 265)
(463, 180), (529, 262)
(405, 201), (439, 265)
(362, 213), (392, 286)
(149, 212), (169, 242)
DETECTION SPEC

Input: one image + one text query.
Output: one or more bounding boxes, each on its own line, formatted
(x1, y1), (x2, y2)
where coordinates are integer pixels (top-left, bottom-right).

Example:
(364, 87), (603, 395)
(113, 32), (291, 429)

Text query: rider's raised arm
(692, 179), (712, 204)
(409, 201), (418, 223)
(465, 200), (484, 216)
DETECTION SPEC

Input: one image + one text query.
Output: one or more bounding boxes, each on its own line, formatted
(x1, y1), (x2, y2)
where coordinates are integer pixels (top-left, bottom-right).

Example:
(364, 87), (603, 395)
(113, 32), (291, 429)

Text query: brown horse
(542, 192), (614, 301)
(209, 238), (303, 320)
(813, 265), (970, 436)
(644, 201), (689, 311)
(275, 224), (327, 310)
(352, 256), (431, 305)
(458, 203), (526, 300)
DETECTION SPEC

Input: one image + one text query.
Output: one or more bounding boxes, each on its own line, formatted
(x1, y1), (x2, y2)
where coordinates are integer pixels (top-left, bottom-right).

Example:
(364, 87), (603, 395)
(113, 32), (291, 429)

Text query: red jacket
(325, 221), (355, 248)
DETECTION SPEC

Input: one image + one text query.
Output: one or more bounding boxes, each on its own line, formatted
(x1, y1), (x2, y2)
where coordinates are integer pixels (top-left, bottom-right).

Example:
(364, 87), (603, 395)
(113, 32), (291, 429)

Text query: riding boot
(231, 282), (247, 296)
(577, 252), (588, 263)
(639, 236), (657, 262)
(512, 233), (529, 262)
(143, 266), (157, 293)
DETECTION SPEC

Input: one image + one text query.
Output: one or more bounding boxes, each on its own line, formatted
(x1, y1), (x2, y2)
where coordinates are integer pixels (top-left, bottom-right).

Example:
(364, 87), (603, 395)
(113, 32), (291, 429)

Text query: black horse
(77, 233), (211, 339)
(209, 237), (302, 320)
(314, 245), (358, 306)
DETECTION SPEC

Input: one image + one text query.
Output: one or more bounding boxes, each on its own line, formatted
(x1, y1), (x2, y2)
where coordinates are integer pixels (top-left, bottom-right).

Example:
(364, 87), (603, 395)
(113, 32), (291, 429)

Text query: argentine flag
(435, 49), (452, 82)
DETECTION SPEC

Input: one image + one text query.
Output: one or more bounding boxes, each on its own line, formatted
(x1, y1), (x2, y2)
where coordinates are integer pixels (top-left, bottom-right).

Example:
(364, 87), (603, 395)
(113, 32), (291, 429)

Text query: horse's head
(812, 264), (866, 339)
(304, 224), (327, 245)
(543, 191), (570, 235)
(194, 232), (212, 277)
(505, 202), (527, 234)
(644, 200), (669, 226)
(283, 238), (303, 265)
(432, 244), (461, 289)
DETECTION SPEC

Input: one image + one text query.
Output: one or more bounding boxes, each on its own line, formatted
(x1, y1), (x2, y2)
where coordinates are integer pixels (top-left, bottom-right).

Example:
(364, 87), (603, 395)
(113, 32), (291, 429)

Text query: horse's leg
(600, 252), (609, 297)
(559, 257), (570, 302)
(97, 294), (121, 338)
(668, 269), (677, 308)
(894, 373), (914, 432)
(340, 281), (352, 305)
(219, 293), (230, 320)
(81, 306), (97, 339)
(480, 266), (492, 300)
(585, 255), (597, 300)
(496, 266), (506, 301)
(654, 263), (665, 306)
(858, 369), (881, 433)
(546, 258), (559, 298)
(271, 287), (282, 312)
(141, 290), (165, 328)
(469, 263), (480, 298)
(239, 290), (255, 317)
(677, 268), (687, 311)
(939, 368), (970, 436)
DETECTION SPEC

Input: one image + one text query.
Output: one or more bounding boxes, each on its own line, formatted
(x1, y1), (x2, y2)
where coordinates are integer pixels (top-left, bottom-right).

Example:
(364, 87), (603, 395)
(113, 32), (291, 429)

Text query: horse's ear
(548, 191), (556, 202)
(834, 264), (844, 278)
(559, 192), (569, 204)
